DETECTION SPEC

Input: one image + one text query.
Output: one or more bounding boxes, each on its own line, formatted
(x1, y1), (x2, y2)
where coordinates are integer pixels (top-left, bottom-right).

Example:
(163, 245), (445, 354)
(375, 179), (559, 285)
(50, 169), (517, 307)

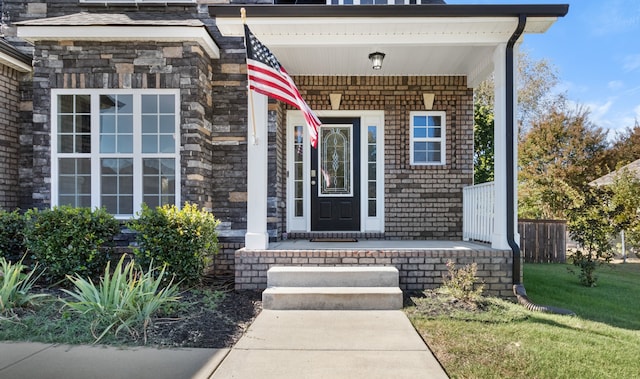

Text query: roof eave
(209, 4), (569, 19)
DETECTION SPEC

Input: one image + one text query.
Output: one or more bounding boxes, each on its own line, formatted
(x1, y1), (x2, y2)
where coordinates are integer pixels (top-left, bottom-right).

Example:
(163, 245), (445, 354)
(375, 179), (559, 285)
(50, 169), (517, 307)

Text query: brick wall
(24, 40), (215, 210)
(0, 63), (22, 209)
(279, 76), (474, 239)
(235, 248), (515, 298)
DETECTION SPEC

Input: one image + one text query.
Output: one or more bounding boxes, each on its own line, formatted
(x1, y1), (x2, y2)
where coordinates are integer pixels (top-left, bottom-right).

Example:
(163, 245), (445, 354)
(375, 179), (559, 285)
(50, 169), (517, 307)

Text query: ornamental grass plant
(61, 256), (180, 343)
(0, 257), (48, 316)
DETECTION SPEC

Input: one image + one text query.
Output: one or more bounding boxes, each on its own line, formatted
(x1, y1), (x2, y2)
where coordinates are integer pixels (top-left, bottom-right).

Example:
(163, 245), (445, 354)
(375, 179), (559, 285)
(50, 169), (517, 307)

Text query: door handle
(311, 180), (316, 185)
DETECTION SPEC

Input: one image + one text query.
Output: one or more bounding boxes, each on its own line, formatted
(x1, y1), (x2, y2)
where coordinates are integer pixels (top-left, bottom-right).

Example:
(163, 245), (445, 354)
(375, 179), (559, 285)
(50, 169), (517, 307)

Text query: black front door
(311, 118), (360, 231)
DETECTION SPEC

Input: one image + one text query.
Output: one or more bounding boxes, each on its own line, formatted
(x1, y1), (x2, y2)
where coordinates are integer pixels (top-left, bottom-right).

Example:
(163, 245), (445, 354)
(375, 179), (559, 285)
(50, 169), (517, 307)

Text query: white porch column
(492, 43), (511, 250)
(244, 91), (269, 249)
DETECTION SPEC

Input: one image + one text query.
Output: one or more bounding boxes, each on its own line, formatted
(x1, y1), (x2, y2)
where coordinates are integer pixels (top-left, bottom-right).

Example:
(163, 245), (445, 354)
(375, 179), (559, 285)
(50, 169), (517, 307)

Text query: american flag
(244, 24), (321, 148)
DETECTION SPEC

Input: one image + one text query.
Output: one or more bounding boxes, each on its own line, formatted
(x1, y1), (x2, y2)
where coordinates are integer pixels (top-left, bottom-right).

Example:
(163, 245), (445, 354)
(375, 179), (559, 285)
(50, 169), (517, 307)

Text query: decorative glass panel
(293, 125), (304, 217)
(367, 126), (377, 216)
(320, 126), (351, 196)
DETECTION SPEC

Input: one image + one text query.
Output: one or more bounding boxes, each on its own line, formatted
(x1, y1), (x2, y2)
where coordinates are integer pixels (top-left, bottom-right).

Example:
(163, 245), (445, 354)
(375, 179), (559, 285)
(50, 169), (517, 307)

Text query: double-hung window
(410, 111), (446, 165)
(52, 89), (180, 218)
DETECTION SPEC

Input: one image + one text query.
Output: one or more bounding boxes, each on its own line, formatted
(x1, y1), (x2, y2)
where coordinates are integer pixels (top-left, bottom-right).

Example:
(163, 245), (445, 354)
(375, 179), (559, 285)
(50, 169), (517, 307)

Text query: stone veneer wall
(0, 63), (23, 209)
(25, 40), (215, 209)
(278, 76), (474, 239)
(234, 248), (515, 298)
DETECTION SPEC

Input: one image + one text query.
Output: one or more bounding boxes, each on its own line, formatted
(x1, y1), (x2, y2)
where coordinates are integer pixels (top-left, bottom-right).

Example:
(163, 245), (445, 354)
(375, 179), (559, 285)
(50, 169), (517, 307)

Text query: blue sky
(448, 0), (640, 137)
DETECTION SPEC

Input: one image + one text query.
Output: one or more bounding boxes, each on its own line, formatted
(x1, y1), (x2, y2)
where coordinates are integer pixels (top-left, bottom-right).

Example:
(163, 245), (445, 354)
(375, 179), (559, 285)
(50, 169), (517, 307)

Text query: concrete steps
(262, 266), (403, 310)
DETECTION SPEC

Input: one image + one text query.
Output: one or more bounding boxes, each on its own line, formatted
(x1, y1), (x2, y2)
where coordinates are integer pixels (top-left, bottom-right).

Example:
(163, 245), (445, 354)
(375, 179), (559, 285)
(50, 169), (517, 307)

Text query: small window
(410, 111), (446, 165)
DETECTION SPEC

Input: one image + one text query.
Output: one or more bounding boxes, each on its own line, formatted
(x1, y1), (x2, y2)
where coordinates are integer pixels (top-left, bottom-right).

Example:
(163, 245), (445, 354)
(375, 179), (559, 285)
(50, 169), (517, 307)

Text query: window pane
(428, 152), (441, 162)
(368, 145), (376, 160)
(368, 182), (376, 198)
(117, 135), (133, 154)
(414, 127), (427, 138)
(142, 95), (157, 113)
(100, 135), (116, 153)
(102, 176), (117, 194)
(413, 115), (427, 127)
(144, 196), (159, 209)
(160, 159), (175, 175)
(428, 116), (441, 126)
(427, 127), (441, 138)
(102, 196), (117, 214)
(59, 115), (74, 133)
(368, 126), (376, 143)
(142, 115), (157, 133)
(59, 158), (75, 174)
(158, 95), (174, 113)
(75, 95), (91, 113)
(118, 95), (133, 113)
(159, 115), (174, 133)
(119, 196), (133, 215)
(144, 176), (160, 194)
(415, 152), (427, 163)
(368, 163), (376, 180)
(118, 115), (133, 133)
(414, 142), (427, 151)
(59, 135), (73, 153)
(142, 136), (158, 153)
(59, 95), (74, 113)
(427, 142), (441, 151)
(100, 95), (117, 113)
(77, 115), (91, 134)
(100, 115), (116, 133)
(59, 176), (75, 194)
(295, 200), (303, 217)
(76, 135), (91, 154)
(159, 135), (175, 153)
(368, 200), (377, 217)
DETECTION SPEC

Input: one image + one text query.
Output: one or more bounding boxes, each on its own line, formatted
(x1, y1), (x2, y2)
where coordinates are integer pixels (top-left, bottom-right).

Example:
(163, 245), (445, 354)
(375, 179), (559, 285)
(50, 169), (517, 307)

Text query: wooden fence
(518, 219), (567, 263)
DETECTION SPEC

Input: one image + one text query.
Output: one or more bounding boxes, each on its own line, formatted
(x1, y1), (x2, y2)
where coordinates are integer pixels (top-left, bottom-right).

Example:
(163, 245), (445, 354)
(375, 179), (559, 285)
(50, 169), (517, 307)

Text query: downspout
(506, 14), (574, 315)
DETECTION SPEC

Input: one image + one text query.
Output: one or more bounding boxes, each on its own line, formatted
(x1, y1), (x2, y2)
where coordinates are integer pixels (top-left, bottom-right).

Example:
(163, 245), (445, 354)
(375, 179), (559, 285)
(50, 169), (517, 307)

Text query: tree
(608, 168), (640, 258)
(518, 104), (609, 219)
(603, 120), (640, 170)
(473, 51), (563, 183)
(566, 185), (615, 287)
(473, 104), (494, 184)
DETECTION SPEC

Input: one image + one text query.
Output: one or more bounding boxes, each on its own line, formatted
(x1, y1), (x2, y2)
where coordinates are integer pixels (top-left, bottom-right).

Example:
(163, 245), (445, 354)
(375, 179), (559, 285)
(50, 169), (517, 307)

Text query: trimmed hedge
(24, 207), (120, 284)
(0, 210), (27, 263)
(128, 203), (220, 286)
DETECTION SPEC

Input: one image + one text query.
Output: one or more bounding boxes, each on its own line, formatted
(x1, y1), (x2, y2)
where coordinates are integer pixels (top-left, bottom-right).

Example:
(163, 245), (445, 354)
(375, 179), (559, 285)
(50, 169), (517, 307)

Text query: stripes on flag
(244, 24), (320, 148)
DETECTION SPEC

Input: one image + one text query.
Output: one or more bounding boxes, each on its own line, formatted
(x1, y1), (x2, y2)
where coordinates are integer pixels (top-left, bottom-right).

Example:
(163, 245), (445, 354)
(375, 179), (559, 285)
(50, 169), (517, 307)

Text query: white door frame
(286, 110), (385, 233)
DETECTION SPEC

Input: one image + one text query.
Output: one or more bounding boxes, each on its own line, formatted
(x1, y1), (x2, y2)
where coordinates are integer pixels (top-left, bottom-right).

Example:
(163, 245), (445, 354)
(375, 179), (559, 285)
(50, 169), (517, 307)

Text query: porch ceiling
(213, 5), (565, 87)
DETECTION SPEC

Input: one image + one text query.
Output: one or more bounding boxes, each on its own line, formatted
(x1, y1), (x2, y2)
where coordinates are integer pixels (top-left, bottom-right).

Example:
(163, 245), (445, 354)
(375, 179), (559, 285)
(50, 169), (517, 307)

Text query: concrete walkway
(210, 310), (449, 379)
(0, 310), (448, 379)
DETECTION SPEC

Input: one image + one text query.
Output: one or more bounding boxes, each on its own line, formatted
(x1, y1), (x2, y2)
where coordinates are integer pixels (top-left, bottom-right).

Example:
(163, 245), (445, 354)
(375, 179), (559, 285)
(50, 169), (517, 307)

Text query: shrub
(0, 210), (27, 263)
(62, 256), (180, 343)
(128, 203), (219, 286)
(441, 260), (485, 305)
(24, 207), (120, 284)
(0, 257), (48, 315)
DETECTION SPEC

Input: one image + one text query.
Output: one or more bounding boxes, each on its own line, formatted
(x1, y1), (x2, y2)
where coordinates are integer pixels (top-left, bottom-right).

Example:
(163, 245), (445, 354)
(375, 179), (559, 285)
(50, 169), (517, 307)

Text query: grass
(407, 262), (640, 379)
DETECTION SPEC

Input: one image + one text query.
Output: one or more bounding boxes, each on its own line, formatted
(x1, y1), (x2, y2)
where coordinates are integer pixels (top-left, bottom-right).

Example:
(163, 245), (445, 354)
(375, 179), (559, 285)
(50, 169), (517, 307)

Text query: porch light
(368, 52), (385, 70)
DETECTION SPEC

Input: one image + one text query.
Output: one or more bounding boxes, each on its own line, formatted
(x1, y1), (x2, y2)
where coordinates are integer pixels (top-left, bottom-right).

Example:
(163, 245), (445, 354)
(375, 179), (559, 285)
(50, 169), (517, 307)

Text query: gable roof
(16, 12), (220, 59)
(590, 159), (640, 186)
(0, 38), (32, 72)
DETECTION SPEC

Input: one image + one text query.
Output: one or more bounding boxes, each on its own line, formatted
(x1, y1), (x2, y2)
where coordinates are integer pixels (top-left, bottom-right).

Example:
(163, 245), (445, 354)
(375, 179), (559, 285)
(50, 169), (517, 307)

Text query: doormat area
(309, 238), (358, 242)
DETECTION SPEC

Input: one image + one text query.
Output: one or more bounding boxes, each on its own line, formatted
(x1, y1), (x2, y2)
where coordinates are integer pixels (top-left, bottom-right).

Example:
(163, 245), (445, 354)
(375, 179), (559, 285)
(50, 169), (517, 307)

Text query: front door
(311, 118), (360, 231)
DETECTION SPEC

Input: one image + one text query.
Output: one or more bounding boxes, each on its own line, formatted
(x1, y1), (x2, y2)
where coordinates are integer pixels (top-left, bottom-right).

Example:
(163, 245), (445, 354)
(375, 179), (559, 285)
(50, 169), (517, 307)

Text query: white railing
(463, 181), (494, 244)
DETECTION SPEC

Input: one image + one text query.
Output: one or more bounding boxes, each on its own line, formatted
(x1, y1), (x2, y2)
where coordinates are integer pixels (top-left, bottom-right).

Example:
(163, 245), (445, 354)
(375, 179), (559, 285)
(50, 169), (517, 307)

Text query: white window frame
(51, 89), (181, 219)
(410, 111), (446, 166)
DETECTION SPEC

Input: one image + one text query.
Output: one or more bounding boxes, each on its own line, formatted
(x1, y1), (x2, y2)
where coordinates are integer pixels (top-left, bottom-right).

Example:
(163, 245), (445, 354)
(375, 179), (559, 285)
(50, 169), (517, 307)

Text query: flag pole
(242, 8), (259, 145)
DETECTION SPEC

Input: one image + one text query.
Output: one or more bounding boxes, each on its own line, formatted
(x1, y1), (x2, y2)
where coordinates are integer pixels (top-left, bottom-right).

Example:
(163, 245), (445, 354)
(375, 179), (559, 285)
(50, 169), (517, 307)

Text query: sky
(447, 0), (640, 138)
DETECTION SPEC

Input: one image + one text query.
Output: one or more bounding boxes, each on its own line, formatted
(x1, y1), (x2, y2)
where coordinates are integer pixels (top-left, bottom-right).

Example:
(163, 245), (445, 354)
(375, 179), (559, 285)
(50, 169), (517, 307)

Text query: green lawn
(407, 262), (640, 379)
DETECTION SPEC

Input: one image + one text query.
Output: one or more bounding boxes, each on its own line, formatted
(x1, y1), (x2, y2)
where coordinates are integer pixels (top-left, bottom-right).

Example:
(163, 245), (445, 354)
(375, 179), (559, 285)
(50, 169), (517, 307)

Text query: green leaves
(128, 203), (220, 286)
(0, 257), (48, 315)
(23, 206), (120, 284)
(61, 256), (180, 343)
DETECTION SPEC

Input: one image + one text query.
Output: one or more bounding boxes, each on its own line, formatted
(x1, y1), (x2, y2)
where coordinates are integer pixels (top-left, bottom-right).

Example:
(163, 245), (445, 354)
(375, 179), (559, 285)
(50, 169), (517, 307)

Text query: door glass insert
(320, 126), (352, 196)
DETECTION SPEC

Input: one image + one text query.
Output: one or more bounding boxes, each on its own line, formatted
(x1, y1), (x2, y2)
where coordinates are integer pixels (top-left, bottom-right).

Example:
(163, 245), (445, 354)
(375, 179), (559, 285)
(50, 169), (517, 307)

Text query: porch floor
(268, 239), (497, 251)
